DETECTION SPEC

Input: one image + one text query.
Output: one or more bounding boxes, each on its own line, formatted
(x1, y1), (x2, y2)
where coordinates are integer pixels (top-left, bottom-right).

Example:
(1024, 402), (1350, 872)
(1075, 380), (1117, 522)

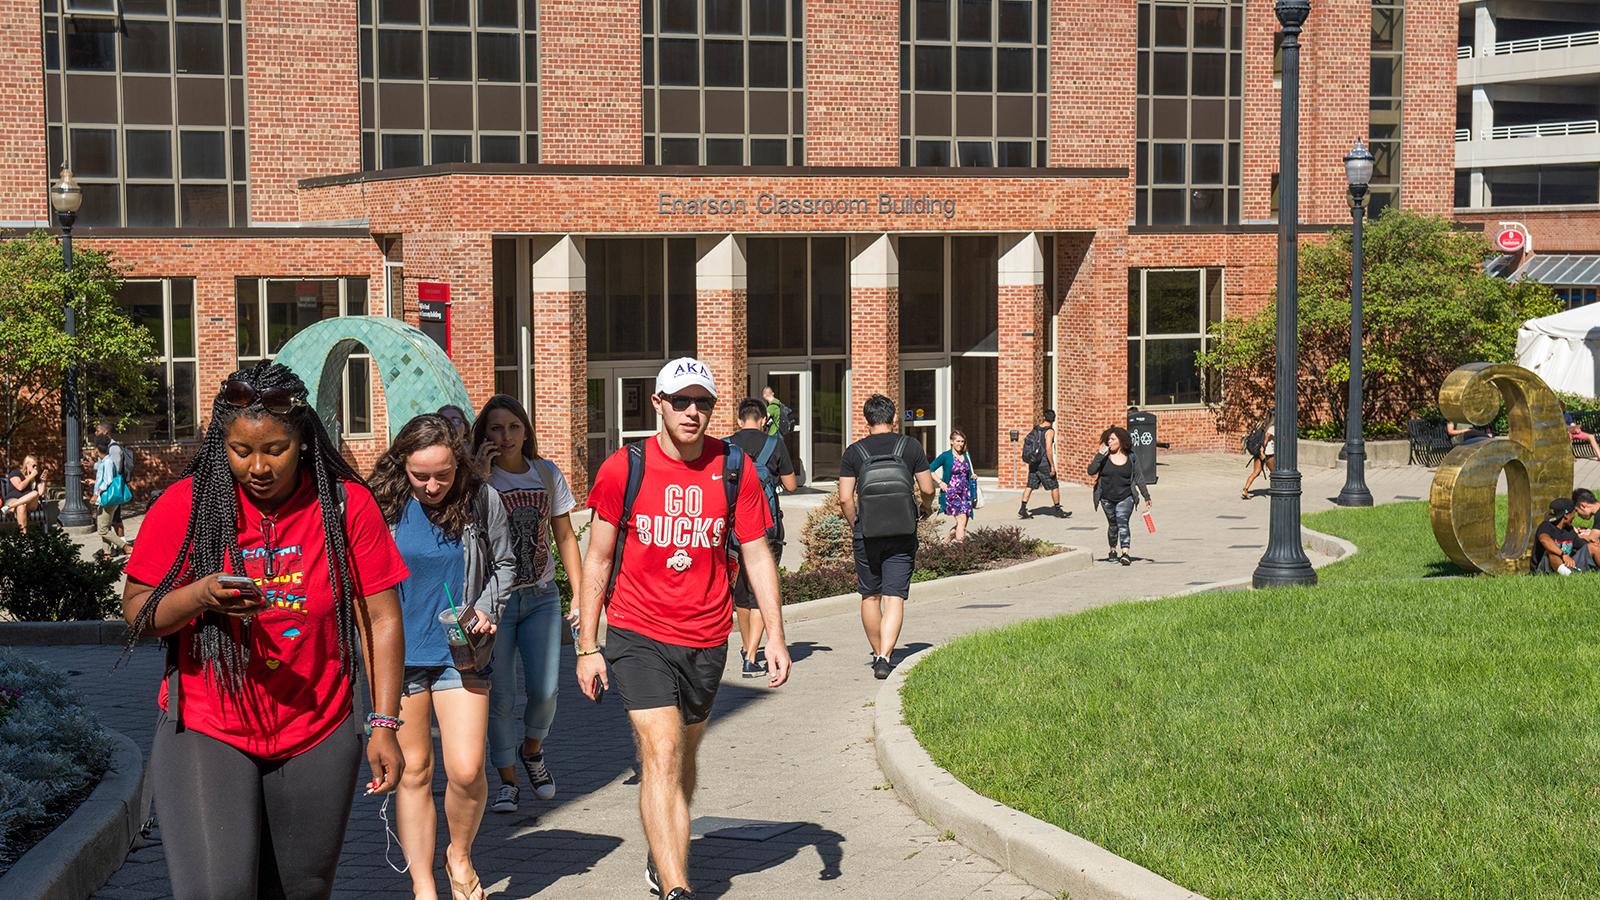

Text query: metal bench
(1407, 417), (1455, 467)
(1568, 411), (1600, 460)
(0, 499), (60, 534)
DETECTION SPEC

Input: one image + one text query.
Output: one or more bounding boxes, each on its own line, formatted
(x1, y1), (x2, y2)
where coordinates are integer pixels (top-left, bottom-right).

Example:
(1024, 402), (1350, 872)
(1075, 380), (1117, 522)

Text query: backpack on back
(111, 439), (136, 484)
(1243, 426), (1267, 459)
(748, 435), (785, 546)
(774, 402), (797, 438)
(1020, 426), (1045, 466)
(606, 440), (746, 601)
(853, 436), (918, 538)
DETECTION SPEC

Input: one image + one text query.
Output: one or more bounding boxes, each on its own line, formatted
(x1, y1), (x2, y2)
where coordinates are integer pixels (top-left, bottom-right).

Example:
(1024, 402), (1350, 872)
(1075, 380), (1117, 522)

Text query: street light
(1253, 0), (1318, 589)
(1335, 140), (1376, 508)
(50, 166), (91, 530)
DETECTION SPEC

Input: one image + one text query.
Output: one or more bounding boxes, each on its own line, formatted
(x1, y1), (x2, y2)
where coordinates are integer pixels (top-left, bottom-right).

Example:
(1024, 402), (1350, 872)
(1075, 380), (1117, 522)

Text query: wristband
(576, 646), (603, 657)
(366, 713), (403, 732)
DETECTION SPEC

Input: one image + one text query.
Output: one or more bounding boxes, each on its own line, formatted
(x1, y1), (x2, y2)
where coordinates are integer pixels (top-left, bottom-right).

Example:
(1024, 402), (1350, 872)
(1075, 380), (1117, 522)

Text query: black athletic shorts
(604, 626), (727, 725)
(1027, 465), (1059, 491)
(731, 539), (781, 609)
(853, 532), (916, 599)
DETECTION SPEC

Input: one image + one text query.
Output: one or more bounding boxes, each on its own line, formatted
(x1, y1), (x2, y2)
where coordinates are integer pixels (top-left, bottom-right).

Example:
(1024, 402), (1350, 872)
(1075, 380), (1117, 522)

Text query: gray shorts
(1027, 466), (1059, 491)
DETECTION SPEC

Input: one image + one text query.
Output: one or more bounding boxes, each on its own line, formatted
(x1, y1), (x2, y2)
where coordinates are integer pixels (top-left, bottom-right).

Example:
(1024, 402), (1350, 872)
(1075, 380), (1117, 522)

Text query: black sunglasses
(659, 392), (716, 413)
(223, 379), (306, 415)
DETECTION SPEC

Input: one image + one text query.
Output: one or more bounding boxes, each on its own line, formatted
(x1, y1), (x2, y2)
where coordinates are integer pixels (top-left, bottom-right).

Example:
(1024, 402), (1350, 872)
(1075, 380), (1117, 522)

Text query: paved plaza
(21, 453), (1577, 899)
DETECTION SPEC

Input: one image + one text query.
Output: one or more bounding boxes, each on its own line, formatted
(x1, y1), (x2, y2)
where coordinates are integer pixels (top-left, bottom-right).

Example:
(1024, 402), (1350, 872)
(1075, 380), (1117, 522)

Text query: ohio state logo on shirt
(633, 485), (728, 550)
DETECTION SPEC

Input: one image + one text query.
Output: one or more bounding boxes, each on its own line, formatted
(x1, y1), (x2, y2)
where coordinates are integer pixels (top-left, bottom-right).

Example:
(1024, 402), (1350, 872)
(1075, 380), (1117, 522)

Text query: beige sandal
(446, 862), (484, 900)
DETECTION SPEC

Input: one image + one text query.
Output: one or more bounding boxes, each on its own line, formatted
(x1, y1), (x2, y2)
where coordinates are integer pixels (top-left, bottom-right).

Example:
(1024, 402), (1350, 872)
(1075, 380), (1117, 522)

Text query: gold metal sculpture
(1430, 363), (1572, 575)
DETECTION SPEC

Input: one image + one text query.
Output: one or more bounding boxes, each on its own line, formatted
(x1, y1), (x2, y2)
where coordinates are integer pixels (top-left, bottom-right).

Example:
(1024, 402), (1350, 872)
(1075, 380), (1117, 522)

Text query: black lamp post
(1335, 140), (1376, 508)
(50, 166), (92, 530)
(1253, 0), (1318, 589)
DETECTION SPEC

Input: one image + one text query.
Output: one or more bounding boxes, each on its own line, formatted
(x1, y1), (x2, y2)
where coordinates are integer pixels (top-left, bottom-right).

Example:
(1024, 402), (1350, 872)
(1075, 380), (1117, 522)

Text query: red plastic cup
(1143, 511), (1156, 534)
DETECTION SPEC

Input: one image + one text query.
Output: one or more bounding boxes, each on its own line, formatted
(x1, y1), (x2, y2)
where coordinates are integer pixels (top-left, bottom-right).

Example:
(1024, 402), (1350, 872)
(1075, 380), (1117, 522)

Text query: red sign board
(1496, 227), (1527, 253)
(418, 281), (450, 303)
(416, 281), (451, 356)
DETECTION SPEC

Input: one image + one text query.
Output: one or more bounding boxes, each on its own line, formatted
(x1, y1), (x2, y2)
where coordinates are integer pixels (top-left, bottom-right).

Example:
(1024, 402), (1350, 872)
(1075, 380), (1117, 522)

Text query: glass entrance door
(751, 364), (811, 484)
(586, 365), (661, 486)
(900, 364), (947, 463)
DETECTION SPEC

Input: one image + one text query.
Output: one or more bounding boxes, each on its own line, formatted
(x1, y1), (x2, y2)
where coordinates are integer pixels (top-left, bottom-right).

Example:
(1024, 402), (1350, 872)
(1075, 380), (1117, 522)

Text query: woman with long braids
(370, 414), (515, 900)
(121, 361), (409, 900)
(470, 394), (582, 813)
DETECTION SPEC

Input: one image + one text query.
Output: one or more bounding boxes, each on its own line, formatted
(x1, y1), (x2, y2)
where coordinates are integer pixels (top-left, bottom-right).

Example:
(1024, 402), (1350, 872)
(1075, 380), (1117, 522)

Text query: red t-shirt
(588, 437), (772, 648)
(124, 474), (408, 759)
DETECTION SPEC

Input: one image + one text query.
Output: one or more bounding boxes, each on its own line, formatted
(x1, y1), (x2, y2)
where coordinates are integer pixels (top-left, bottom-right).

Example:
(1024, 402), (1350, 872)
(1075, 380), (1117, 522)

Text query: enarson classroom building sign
(657, 192), (958, 219)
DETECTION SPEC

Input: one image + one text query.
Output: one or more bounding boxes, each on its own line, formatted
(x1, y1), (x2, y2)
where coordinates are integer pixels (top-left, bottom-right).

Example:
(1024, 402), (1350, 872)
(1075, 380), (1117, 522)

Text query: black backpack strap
(606, 442), (647, 602)
(723, 443), (744, 557)
(756, 434), (780, 477)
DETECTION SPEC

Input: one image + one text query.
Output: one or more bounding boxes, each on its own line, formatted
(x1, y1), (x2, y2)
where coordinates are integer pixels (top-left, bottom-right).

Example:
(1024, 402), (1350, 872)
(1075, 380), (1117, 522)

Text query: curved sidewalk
(20, 454), (1456, 899)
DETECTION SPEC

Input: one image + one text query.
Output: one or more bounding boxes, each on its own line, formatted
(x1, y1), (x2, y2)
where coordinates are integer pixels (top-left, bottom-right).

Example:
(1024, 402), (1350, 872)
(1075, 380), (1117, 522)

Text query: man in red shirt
(577, 357), (791, 900)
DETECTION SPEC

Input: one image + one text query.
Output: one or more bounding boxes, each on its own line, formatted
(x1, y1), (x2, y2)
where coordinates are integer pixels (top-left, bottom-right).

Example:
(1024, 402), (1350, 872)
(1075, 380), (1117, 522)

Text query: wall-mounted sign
(657, 192), (958, 220)
(417, 281), (450, 356)
(1496, 223), (1529, 254)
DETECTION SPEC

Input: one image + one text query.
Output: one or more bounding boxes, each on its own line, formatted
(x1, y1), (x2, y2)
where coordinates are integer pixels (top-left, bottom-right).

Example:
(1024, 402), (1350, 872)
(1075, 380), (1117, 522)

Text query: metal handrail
(1484, 120), (1600, 140)
(1491, 31), (1600, 56)
(1456, 128), (1470, 142)
(1458, 45), (1473, 59)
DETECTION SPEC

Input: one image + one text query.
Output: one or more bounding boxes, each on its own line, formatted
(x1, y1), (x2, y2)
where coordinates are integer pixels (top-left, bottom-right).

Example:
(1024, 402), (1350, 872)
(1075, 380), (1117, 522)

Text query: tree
(0, 232), (157, 467)
(1197, 209), (1560, 435)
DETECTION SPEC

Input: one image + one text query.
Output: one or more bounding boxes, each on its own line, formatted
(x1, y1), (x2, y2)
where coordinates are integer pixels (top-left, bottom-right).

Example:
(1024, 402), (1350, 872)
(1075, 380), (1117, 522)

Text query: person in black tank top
(1087, 426), (1151, 566)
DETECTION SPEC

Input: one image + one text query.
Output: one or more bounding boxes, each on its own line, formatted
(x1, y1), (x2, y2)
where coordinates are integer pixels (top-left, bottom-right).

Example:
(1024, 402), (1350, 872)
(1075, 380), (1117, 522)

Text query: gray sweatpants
(150, 711), (362, 900)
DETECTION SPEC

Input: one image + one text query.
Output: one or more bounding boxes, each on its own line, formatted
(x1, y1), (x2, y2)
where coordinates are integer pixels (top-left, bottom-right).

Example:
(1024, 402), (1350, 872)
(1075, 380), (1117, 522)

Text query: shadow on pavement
(689, 822), (845, 898)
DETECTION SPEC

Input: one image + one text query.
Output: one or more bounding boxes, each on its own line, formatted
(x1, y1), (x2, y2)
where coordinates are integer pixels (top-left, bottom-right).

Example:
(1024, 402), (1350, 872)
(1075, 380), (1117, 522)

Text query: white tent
(1515, 303), (1600, 397)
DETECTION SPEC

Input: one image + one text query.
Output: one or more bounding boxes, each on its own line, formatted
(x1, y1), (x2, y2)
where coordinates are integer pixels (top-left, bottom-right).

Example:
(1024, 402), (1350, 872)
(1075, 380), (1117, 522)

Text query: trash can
(1127, 408), (1158, 485)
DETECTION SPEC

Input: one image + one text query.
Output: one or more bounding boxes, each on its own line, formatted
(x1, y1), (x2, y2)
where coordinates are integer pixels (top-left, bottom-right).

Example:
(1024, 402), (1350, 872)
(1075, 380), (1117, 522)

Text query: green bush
(1300, 420), (1406, 442)
(0, 649), (112, 872)
(912, 526), (1051, 580)
(0, 526), (122, 622)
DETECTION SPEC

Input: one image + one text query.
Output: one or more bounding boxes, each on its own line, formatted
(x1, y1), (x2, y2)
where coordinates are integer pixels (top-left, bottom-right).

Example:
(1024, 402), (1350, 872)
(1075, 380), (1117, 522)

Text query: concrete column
(531, 235), (590, 498)
(695, 235), (747, 437)
(848, 234), (899, 438)
(997, 233), (1045, 490)
(1474, 3), (1496, 55)
(1056, 229), (1129, 478)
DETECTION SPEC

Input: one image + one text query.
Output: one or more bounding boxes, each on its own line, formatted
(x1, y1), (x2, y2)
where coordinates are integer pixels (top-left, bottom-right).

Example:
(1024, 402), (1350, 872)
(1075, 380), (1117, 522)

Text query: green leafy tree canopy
(1198, 209), (1560, 433)
(0, 232), (157, 466)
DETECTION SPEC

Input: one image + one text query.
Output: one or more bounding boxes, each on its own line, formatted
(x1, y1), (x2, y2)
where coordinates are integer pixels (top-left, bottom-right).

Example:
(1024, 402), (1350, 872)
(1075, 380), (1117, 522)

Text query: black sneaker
(1119, 552), (1132, 567)
(646, 857), (660, 896)
(520, 751), (556, 801)
(1106, 551), (1119, 562)
(741, 656), (763, 678)
(664, 889), (695, 900)
(872, 656), (893, 680)
(1051, 504), (1070, 518)
(1018, 504), (1033, 520)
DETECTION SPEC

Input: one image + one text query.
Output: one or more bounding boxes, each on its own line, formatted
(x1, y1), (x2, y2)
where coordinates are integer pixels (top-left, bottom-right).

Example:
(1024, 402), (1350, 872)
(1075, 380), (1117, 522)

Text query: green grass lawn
(903, 576), (1600, 898)
(1303, 497), (1509, 584)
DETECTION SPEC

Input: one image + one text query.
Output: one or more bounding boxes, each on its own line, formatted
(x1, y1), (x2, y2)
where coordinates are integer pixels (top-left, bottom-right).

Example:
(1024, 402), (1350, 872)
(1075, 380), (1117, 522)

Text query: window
(359, 0), (539, 168)
(584, 238), (702, 360)
(1135, 1), (1244, 225)
(114, 278), (200, 442)
(1128, 267), (1221, 406)
(1369, 0), (1402, 215)
(236, 277), (374, 436)
(747, 237), (847, 358)
(1556, 287), (1599, 310)
(900, 0), (1048, 167)
(643, 0), (805, 165)
(42, 0), (248, 226)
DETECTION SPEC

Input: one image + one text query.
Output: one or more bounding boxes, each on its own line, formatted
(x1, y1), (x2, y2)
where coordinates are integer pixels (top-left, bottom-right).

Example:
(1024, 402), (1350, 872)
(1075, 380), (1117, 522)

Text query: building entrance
(750, 364), (810, 484)
(585, 364), (661, 484)
(900, 363), (947, 464)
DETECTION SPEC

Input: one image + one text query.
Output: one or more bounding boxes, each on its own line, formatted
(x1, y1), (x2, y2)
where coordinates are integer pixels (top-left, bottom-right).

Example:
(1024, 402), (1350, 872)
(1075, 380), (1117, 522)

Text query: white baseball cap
(655, 357), (718, 398)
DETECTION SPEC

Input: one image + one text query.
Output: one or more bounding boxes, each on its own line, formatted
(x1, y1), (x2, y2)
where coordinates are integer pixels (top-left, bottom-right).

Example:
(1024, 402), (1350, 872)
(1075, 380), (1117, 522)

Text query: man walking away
(726, 398), (798, 677)
(1019, 409), (1065, 519)
(575, 358), (792, 900)
(839, 394), (935, 680)
(761, 385), (796, 439)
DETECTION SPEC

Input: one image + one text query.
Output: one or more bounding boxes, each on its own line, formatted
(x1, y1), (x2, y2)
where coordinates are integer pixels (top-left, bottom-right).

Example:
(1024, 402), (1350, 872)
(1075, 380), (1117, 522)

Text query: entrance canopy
(1515, 303), (1600, 397)
(1510, 254), (1600, 286)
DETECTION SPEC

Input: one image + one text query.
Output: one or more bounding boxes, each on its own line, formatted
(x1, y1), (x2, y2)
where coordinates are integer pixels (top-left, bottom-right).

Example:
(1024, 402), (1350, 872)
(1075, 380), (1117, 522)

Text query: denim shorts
(402, 664), (490, 697)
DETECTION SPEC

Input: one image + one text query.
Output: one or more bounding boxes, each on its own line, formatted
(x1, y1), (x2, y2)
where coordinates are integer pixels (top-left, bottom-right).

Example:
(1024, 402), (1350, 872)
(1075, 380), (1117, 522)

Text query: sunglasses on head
(659, 392), (716, 413)
(223, 379), (306, 415)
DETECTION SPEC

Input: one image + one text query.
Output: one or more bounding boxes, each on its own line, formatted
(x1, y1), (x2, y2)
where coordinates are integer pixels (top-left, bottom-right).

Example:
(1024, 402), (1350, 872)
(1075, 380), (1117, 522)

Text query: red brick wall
(0, 0), (46, 223)
(1241, 0), (1279, 223)
(531, 289), (588, 499)
(805, 0), (898, 166)
(1456, 209), (1600, 255)
(1301, 0), (1372, 224)
(1050, 0), (1135, 173)
(539, 0), (642, 164)
(244, 0), (361, 223)
(1400, 0), (1457, 217)
(395, 231), (494, 407)
(998, 281), (1045, 488)
(849, 287), (898, 435)
(697, 288), (748, 437)
(1055, 230), (1128, 476)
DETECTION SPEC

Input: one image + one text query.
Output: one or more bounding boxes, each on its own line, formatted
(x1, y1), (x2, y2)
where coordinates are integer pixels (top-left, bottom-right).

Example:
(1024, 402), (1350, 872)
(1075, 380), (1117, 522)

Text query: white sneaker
(491, 782), (519, 813)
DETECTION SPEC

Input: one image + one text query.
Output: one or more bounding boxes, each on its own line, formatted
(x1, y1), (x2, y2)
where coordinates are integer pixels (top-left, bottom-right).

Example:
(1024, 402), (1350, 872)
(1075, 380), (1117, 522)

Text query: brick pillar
(531, 236), (589, 499)
(1301, 0), (1371, 223)
(401, 231), (495, 406)
(804, 0), (898, 165)
(695, 235), (747, 437)
(1050, 0), (1134, 171)
(1400, 0), (1457, 215)
(245, 0), (361, 222)
(0, 0), (46, 223)
(998, 234), (1045, 490)
(849, 234), (898, 437)
(540, 0), (641, 164)
(1056, 229), (1128, 477)
(194, 273), (240, 431)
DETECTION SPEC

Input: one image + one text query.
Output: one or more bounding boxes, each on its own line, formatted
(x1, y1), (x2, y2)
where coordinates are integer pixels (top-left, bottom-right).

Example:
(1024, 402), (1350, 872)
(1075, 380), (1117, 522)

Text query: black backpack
(111, 439), (136, 483)
(1020, 426), (1045, 466)
(774, 402), (797, 438)
(748, 435), (785, 546)
(1243, 426), (1267, 459)
(606, 440), (745, 600)
(851, 437), (918, 539)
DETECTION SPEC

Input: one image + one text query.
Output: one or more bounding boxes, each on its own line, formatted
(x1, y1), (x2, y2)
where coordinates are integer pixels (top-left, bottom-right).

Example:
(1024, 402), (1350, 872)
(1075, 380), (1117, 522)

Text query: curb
(0, 621), (145, 646)
(874, 651), (1203, 900)
(778, 547), (1095, 626)
(1170, 524), (1356, 597)
(0, 729), (148, 900)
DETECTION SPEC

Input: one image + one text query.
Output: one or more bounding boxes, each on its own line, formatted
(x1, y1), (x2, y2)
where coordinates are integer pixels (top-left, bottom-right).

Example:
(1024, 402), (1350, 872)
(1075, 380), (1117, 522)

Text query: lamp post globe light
(1253, 0), (1318, 589)
(51, 166), (92, 530)
(1335, 140), (1376, 508)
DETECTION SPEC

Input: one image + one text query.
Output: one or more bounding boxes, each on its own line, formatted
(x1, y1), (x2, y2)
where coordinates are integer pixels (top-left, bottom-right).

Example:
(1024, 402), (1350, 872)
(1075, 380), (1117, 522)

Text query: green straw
(443, 581), (460, 620)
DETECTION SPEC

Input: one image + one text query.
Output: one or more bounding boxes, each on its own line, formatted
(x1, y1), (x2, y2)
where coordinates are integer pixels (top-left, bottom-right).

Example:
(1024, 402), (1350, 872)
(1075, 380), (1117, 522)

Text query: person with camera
(370, 414), (516, 900)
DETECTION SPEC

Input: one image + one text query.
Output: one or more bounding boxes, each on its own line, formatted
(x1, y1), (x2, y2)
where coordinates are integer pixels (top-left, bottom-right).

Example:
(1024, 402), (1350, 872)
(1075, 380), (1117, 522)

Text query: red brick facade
(805, 0), (898, 166)
(0, 0), (46, 222)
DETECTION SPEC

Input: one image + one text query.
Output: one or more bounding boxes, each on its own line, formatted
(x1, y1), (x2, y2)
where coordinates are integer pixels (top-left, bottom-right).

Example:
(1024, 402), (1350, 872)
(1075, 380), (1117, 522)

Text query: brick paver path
(22, 453), (1561, 899)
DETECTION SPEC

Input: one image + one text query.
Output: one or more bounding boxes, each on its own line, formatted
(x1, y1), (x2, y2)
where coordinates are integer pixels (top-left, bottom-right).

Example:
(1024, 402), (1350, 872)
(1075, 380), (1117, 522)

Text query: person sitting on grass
(1533, 498), (1593, 575)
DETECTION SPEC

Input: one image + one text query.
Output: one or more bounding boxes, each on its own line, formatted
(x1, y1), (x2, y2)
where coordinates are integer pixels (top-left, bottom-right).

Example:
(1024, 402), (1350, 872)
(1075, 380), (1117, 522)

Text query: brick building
(6, 0), (1455, 496)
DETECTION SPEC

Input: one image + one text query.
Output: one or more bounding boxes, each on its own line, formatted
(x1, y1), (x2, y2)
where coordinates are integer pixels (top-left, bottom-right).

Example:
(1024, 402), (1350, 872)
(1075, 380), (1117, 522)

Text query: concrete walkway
(21, 453), (1576, 899)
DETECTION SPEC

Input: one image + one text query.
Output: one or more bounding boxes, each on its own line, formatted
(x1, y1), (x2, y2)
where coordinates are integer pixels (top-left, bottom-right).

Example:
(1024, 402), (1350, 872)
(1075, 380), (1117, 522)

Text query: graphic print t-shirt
(588, 437), (772, 648)
(488, 458), (576, 588)
(124, 474), (408, 759)
(1533, 520), (1578, 569)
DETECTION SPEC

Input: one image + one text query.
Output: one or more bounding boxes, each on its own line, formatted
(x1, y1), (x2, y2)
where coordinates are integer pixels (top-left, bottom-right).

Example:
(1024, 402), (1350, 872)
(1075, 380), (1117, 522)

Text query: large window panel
(899, 236), (945, 352)
(115, 279), (199, 443)
(1128, 267), (1222, 407)
(586, 239), (665, 361)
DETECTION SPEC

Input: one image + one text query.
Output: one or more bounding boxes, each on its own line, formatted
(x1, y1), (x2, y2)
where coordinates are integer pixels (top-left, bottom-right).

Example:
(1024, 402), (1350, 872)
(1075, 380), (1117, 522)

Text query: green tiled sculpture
(276, 316), (471, 446)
